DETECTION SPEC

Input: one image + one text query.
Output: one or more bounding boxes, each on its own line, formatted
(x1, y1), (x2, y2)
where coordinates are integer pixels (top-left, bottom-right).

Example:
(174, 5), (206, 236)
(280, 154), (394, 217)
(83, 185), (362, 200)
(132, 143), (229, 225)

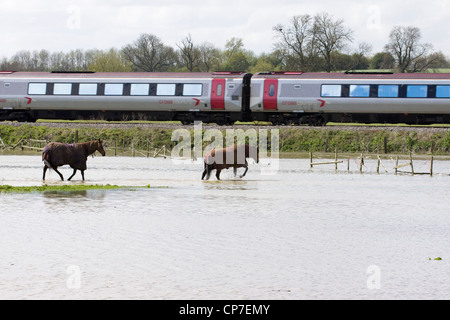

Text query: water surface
(0, 155), (449, 299)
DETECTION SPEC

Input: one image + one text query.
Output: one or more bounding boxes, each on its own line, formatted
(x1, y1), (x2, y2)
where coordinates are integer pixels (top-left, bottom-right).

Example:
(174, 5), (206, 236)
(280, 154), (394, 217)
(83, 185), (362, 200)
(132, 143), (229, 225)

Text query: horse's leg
(215, 169), (221, 180)
(53, 167), (64, 181)
(240, 166), (248, 178)
(240, 161), (249, 178)
(43, 166), (48, 180)
(81, 170), (85, 181)
(67, 169), (77, 181)
(202, 164), (213, 180)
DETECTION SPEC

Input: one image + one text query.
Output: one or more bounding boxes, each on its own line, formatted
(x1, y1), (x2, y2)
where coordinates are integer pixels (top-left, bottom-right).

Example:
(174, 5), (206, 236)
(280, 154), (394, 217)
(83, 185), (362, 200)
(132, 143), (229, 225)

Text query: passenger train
(1, 70), (450, 125)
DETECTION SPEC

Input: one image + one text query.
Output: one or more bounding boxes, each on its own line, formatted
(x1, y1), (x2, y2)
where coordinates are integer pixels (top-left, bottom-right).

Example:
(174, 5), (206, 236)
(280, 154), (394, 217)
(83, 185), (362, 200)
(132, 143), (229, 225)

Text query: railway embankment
(1, 121), (450, 156)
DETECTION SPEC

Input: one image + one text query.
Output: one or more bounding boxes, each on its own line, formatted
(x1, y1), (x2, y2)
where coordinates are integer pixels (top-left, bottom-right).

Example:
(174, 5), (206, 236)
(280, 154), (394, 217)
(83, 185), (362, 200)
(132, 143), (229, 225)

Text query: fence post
(410, 152), (414, 175)
(359, 153), (364, 173)
(430, 156), (434, 176)
(377, 157), (380, 174)
(334, 149), (338, 170)
(395, 156), (399, 175)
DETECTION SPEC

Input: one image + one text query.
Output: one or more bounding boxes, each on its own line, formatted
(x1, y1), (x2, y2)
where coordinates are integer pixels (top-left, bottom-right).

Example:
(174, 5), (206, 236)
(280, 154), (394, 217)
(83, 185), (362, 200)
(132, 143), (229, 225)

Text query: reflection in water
(202, 179), (257, 191)
(43, 190), (88, 198)
(42, 190), (108, 200)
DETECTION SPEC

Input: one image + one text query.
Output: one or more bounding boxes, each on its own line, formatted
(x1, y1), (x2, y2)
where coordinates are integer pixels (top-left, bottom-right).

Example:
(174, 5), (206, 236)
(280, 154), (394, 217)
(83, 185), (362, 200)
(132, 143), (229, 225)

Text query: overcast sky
(1, 0), (450, 58)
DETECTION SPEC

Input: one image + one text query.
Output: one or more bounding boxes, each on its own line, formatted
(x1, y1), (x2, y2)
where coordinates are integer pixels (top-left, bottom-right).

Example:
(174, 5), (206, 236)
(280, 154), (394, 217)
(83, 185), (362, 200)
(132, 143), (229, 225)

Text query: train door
(263, 79), (278, 110)
(211, 79), (225, 110)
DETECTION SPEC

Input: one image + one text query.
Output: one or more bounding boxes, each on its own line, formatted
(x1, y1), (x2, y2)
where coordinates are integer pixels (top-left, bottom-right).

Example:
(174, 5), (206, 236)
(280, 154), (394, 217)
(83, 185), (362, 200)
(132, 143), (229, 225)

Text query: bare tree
(122, 33), (177, 72)
(385, 26), (433, 73)
(273, 14), (316, 71)
(273, 13), (353, 72)
(198, 42), (221, 72)
(177, 34), (201, 72)
(312, 12), (353, 72)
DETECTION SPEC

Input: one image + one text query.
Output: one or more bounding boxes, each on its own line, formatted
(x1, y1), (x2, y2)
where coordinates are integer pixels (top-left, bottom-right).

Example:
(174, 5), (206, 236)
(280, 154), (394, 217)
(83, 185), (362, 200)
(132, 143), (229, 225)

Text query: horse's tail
(42, 150), (52, 168)
(202, 157), (213, 180)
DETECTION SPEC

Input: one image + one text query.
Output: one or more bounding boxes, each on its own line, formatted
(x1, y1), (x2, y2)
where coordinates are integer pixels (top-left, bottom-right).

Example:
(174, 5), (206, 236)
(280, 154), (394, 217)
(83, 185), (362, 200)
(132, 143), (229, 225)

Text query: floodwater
(0, 153), (449, 300)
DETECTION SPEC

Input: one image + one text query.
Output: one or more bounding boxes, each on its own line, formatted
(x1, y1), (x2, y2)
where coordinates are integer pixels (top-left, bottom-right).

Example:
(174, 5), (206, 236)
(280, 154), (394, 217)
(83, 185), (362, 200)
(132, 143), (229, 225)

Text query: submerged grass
(0, 184), (167, 194)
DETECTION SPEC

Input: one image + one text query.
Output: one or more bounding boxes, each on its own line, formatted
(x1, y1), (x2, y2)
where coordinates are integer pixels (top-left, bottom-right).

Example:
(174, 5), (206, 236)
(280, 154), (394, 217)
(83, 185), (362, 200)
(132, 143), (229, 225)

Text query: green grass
(0, 184), (167, 193)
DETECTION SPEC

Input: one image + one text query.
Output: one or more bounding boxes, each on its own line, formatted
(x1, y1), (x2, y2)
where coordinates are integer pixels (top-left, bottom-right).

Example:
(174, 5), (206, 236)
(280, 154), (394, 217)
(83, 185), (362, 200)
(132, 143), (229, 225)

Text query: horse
(201, 144), (259, 180)
(42, 139), (106, 181)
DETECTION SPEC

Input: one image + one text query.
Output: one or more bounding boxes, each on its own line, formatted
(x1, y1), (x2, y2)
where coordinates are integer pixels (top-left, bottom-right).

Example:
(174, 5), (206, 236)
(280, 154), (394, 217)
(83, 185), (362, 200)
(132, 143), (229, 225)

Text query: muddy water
(0, 155), (449, 299)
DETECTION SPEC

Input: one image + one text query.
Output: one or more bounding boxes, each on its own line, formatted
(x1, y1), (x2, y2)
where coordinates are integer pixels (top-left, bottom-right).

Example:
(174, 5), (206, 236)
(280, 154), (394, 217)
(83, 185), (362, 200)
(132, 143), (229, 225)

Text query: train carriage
(2, 70), (450, 125)
(250, 71), (450, 125)
(0, 71), (252, 124)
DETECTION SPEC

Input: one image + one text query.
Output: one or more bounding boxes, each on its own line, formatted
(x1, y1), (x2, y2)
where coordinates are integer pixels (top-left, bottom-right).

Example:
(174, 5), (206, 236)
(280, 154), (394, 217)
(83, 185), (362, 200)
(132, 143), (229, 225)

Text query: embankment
(1, 122), (450, 155)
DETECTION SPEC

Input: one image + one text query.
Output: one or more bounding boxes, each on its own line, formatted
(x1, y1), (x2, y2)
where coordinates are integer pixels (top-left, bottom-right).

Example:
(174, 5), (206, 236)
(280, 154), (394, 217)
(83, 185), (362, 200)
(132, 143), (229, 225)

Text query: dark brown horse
(42, 139), (106, 181)
(201, 144), (259, 180)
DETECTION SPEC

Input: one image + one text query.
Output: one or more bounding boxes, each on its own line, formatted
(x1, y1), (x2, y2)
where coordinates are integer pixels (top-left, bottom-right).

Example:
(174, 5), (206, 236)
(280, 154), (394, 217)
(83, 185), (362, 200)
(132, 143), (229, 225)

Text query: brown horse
(42, 139), (106, 181)
(201, 144), (259, 180)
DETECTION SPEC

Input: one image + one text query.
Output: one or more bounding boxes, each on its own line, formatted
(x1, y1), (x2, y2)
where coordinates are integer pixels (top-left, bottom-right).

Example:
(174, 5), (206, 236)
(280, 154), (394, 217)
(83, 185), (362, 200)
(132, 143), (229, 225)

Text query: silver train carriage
(0, 71), (252, 124)
(2, 70), (450, 125)
(251, 71), (450, 125)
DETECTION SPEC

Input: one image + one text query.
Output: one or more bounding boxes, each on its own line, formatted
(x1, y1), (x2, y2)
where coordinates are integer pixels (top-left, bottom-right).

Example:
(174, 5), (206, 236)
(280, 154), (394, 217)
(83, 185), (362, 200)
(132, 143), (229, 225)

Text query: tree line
(1, 12), (449, 73)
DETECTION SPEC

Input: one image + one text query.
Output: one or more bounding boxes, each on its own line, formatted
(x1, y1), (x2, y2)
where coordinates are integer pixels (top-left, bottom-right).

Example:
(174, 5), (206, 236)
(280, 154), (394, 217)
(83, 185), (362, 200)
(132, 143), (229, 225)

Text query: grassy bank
(0, 184), (165, 193)
(1, 123), (450, 155)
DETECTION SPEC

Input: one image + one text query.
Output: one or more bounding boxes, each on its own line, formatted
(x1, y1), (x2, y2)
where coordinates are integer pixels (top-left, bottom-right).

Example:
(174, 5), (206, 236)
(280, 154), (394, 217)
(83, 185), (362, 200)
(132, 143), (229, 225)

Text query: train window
(378, 85), (399, 98)
(105, 83), (124, 95)
(268, 84), (276, 97)
(28, 83), (47, 95)
(79, 83), (98, 95)
(349, 85), (370, 97)
(130, 84), (150, 96)
(183, 84), (202, 96)
(321, 85), (341, 97)
(407, 85), (427, 98)
(216, 83), (223, 96)
(157, 84), (176, 96)
(53, 83), (72, 95)
(436, 86), (450, 98)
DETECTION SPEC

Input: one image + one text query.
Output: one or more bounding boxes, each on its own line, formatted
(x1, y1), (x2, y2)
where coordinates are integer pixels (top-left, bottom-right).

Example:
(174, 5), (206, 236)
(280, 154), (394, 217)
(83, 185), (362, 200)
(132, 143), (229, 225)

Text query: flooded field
(0, 154), (449, 299)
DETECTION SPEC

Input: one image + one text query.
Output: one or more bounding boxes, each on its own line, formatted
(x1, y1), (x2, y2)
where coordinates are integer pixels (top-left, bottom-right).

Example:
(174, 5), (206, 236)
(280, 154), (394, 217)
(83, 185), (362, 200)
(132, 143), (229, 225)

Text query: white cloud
(1, 0), (449, 59)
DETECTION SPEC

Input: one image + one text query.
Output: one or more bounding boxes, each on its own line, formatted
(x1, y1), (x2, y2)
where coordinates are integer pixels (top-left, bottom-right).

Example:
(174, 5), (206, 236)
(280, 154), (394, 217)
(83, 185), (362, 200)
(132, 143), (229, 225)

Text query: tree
(88, 48), (133, 72)
(273, 13), (353, 72)
(198, 42), (222, 72)
(370, 52), (395, 70)
(221, 38), (255, 71)
(385, 26), (433, 73)
(273, 14), (316, 71)
(312, 12), (353, 72)
(122, 34), (177, 72)
(177, 34), (201, 72)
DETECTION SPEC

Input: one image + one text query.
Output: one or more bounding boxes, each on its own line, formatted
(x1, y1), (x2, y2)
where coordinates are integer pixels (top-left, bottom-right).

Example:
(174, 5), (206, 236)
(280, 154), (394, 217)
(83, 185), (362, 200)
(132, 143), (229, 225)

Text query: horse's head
(96, 139), (106, 156)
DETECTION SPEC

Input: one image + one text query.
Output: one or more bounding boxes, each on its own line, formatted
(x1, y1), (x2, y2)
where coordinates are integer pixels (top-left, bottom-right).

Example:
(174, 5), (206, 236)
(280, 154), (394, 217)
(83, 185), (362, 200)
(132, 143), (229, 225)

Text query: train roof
(2, 71), (450, 80)
(0, 71), (250, 79)
(253, 71), (450, 80)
